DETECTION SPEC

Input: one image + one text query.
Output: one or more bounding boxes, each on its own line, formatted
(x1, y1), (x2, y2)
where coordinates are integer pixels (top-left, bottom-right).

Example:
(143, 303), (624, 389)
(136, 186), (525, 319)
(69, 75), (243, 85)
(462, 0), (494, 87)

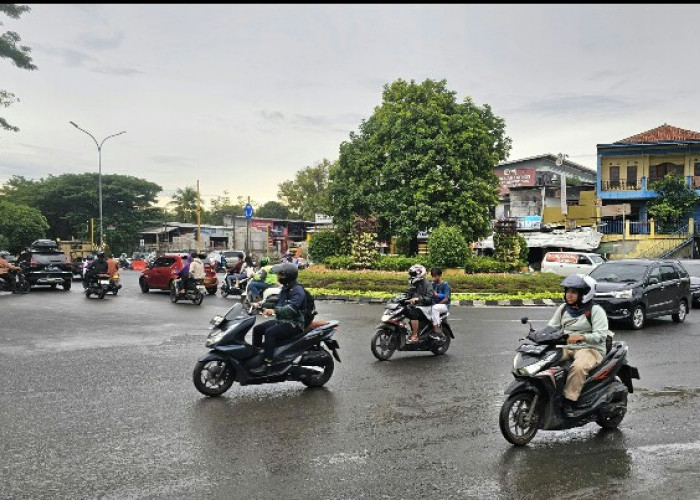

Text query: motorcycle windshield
(224, 303), (244, 320)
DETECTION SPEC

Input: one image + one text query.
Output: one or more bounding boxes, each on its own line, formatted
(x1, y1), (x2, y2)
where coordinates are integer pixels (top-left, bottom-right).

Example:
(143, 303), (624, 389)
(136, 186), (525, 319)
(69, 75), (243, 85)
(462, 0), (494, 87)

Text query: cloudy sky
(3, 4), (700, 208)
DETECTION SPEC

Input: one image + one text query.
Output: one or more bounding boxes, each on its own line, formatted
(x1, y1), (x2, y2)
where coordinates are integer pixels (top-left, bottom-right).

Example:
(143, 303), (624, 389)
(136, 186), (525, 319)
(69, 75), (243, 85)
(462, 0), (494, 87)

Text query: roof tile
(615, 124), (700, 144)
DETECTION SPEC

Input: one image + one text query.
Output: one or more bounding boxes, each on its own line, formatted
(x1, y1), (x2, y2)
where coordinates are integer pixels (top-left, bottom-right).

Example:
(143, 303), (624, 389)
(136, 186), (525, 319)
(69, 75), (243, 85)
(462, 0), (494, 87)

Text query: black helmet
(97, 251), (106, 259)
(271, 262), (298, 286)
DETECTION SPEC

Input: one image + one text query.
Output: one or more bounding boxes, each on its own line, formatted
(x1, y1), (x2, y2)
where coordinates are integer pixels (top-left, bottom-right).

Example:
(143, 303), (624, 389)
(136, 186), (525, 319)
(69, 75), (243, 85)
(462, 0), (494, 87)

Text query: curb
(313, 295), (565, 307)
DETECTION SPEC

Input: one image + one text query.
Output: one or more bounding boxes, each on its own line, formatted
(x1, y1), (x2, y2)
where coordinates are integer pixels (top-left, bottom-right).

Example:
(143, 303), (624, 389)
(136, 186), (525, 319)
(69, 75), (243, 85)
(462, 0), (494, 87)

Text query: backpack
(301, 286), (317, 327)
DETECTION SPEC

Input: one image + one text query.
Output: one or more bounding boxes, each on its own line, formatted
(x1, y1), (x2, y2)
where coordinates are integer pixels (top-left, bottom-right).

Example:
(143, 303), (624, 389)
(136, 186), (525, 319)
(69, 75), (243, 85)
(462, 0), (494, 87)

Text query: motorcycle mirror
(520, 317), (529, 324)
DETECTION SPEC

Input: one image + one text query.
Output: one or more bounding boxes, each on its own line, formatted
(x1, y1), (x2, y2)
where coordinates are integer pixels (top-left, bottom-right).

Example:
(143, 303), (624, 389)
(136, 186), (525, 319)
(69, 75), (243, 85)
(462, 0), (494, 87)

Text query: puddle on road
(637, 386), (700, 398)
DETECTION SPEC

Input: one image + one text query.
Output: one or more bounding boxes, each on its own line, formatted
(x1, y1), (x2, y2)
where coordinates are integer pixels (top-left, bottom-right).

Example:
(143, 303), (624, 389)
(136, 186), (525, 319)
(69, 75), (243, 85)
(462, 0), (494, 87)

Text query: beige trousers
(561, 348), (603, 401)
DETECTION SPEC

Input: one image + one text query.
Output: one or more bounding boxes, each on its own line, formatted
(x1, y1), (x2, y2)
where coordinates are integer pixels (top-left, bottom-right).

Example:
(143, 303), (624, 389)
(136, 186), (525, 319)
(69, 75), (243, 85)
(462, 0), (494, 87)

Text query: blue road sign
(244, 203), (254, 219)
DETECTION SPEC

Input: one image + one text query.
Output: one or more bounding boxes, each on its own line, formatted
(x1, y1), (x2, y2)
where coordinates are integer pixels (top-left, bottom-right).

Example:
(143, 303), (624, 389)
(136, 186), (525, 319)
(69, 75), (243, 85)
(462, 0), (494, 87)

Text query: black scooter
(370, 293), (453, 360)
(220, 274), (249, 299)
(192, 303), (341, 397)
(84, 273), (112, 299)
(499, 317), (640, 446)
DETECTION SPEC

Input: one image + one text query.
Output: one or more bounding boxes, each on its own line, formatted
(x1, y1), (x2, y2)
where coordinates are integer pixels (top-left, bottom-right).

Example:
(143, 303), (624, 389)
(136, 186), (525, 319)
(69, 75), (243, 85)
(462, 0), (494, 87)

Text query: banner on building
(496, 168), (536, 195)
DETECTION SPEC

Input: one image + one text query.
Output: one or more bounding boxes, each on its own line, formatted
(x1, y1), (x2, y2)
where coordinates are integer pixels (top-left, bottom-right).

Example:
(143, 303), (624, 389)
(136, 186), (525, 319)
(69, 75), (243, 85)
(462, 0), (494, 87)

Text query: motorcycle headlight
(517, 351), (557, 376)
(611, 289), (633, 299)
(205, 329), (226, 347)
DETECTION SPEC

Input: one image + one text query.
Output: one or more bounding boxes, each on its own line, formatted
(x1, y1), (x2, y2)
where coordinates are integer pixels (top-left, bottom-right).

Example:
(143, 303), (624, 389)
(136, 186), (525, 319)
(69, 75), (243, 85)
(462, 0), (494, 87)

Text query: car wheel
(139, 277), (149, 293)
(629, 305), (645, 330)
(62, 279), (71, 291)
(672, 299), (688, 323)
(207, 287), (217, 295)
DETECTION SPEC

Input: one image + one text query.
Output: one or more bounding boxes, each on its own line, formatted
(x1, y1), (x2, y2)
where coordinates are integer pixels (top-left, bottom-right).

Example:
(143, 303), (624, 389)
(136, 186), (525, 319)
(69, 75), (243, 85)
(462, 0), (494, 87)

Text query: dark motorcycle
(170, 277), (205, 305)
(370, 293), (453, 360)
(84, 273), (112, 299)
(0, 270), (31, 294)
(192, 303), (341, 397)
(220, 275), (249, 299)
(499, 317), (640, 446)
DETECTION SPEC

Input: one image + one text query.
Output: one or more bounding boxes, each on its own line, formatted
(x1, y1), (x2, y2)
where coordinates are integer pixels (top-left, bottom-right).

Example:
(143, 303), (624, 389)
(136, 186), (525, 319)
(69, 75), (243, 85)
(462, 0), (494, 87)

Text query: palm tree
(168, 186), (198, 223)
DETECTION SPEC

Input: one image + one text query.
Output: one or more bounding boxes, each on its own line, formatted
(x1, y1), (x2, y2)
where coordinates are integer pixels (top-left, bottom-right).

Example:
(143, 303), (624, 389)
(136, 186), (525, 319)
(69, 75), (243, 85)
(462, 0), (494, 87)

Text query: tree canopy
(0, 4), (36, 133)
(257, 200), (293, 219)
(0, 199), (48, 253)
(328, 78), (511, 244)
(278, 158), (331, 221)
(168, 186), (198, 223)
(648, 173), (699, 228)
(1, 173), (162, 253)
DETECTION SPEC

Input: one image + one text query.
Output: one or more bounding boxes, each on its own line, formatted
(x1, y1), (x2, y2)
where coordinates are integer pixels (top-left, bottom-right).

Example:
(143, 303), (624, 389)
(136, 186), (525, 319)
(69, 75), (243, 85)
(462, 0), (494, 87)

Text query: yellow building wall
(602, 153), (694, 185)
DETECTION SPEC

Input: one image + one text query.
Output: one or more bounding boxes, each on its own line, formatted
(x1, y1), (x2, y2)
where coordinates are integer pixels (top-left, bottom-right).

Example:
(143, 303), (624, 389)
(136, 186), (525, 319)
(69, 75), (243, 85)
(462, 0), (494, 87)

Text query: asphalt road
(1, 270), (700, 499)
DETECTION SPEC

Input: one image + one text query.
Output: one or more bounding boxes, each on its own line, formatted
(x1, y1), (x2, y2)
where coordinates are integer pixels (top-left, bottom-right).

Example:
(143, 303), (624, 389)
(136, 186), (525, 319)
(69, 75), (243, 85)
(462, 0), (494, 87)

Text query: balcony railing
(601, 180), (639, 191)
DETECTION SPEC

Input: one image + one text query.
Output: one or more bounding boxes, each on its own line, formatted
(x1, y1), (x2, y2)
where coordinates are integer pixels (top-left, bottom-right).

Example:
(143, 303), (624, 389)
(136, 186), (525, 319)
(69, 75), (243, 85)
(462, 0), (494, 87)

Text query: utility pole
(196, 180), (201, 254)
(246, 196), (251, 256)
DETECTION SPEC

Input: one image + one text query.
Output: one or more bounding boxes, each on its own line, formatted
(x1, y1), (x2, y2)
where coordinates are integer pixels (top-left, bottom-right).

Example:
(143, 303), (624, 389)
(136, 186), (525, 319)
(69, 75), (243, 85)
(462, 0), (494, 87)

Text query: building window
(609, 166), (620, 188)
(649, 162), (684, 182)
(626, 166), (637, 189)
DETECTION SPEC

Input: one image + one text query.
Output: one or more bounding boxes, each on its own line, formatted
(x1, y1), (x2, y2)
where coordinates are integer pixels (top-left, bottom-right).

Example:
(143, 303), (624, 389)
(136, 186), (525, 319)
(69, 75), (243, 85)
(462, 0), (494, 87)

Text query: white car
(541, 251), (605, 277)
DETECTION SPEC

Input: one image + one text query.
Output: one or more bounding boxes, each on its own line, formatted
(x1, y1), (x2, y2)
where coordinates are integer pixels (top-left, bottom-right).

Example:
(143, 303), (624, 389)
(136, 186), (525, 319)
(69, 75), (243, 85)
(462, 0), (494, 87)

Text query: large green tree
(648, 173), (699, 230)
(328, 78), (511, 244)
(0, 199), (48, 253)
(0, 4), (36, 133)
(1, 173), (162, 253)
(257, 200), (292, 219)
(278, 158), (331, 221)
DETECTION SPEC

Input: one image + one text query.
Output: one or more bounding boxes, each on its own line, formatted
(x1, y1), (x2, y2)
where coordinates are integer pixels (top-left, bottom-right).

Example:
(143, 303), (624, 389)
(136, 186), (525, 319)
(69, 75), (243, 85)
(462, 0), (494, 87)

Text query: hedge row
(324, 254), (526, 274)
(298, 267), (562, 294)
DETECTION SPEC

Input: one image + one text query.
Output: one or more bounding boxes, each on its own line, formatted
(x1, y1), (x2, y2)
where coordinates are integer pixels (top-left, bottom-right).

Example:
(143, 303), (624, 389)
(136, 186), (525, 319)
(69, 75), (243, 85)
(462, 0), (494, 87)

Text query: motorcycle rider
(176, 253), (193, 295)
(405, 264), (435, 343)
(0, 252), (21, 293)
(86, 251), (109, 287)
(548, 273), (609, 417)
(430, 267), (451, 336)
(247, 257), (277, 302)
(224, 255), (244, 290)
(189, 253), (206, 289)
(107, 253), (119, 276)
(251, 262), (307, 373)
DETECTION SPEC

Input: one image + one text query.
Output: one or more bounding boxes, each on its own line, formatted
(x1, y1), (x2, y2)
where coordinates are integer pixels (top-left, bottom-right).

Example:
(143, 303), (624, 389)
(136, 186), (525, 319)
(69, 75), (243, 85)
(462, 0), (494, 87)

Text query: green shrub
(517, 234), (529, 263)
(427, 224), (468, 268)
(308, 230), (346, 263)
(393, 236), (412, 256)
(324, 255), (355, 269)
(464, 256), (525, 273)
(372, 255), (427, 271)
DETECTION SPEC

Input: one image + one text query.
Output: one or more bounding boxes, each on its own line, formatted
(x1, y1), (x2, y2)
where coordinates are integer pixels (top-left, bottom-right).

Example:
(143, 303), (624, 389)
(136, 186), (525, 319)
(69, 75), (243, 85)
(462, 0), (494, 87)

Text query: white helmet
(561, 273), (596, 304)
(408, 264), (427, 285)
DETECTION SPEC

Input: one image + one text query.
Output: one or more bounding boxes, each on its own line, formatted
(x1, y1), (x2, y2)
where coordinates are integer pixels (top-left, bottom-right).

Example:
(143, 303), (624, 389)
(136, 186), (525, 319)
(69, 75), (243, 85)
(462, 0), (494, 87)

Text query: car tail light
(30, 257), (39, 267)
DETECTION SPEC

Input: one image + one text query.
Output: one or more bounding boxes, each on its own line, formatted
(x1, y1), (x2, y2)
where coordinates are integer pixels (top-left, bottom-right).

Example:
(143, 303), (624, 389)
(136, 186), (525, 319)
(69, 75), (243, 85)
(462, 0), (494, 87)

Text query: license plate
(197, 285), (206, 292)
(99, 280), (110, 285)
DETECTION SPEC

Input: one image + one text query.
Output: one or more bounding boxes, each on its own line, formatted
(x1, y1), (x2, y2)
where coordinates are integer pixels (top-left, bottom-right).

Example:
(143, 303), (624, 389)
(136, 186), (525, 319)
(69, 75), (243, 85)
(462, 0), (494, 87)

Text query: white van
(541, 252), (605, 277)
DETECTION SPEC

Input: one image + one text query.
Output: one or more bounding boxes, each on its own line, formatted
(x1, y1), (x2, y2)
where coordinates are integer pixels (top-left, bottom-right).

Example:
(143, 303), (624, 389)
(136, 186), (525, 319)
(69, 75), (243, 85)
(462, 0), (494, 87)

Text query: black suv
(590, 258), (691, 329)
(17, 239), (73, 291)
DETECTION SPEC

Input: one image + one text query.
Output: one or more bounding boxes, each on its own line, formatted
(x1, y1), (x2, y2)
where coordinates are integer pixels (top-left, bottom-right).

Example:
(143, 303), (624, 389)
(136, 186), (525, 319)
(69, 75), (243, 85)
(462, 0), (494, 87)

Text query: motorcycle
(499, 317), (640, 446)
(84, 273), (112, 299)
(0, 270), (31, 294)
(370, 293), (453, 360)
(192, 302), (341, 397)
(220, 274), (250, 299)
(242, 278), (281, 309)
(171, 277), (206, 305)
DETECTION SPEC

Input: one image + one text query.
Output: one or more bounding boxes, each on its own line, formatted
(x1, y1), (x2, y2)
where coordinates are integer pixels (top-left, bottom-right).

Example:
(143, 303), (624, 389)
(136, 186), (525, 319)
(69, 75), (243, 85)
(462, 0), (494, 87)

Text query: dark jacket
(92, 258), (108, 275)
(274, 282), (306, 330)
(407, 278), (434, 306)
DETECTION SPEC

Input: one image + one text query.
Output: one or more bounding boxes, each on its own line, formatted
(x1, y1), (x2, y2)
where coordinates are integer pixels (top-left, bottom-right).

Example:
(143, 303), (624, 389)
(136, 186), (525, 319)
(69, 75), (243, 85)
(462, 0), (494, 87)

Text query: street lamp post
(69, 121), (126, 249)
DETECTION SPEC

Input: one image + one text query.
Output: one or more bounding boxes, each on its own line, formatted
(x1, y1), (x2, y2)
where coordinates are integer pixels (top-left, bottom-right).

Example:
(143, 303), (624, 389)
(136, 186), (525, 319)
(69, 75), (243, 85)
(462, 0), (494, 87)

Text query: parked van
(541, 251), (605, 277)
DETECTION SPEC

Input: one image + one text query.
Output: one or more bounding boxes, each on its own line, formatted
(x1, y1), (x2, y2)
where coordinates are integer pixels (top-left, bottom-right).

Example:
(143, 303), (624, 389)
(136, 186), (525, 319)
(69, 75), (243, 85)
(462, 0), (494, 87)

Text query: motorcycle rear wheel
(371, 329), (397, 361)
(299, 352), (334, 388)
(98, 288), (106, 299)
(431, 329), (451, 355)
(499, 391), (540, 446)
(192, 291), (204, 305)
(193, 359), (235, 396)
(596, 392), (627, 429)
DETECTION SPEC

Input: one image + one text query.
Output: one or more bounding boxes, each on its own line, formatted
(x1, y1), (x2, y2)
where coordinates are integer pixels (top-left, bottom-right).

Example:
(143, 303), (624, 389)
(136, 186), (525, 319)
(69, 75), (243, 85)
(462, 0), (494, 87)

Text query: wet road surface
(1, 270), (700, 499)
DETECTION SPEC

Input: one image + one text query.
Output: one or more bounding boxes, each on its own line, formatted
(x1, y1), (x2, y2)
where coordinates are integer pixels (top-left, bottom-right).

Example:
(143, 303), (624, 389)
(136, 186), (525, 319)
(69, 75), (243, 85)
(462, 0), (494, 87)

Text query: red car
(139, 254), (218, 295)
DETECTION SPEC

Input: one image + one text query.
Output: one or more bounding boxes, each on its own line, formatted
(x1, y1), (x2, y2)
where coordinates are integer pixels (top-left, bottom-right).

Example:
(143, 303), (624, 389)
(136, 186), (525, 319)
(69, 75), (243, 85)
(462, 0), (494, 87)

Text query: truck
(57, 239), (97, 278)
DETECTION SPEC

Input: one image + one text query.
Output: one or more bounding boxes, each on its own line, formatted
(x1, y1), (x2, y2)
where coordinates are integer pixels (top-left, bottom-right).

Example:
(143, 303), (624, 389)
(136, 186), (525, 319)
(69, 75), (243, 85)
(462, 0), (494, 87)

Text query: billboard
(496, 168), (536, 195)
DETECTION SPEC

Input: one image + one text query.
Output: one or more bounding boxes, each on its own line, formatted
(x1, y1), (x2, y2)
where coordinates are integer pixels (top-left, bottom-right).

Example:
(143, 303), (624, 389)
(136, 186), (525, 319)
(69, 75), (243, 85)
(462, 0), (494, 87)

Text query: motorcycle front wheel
(19, 278), (31, 294)
(371, 329), (397, 361)
(170, 286), (179, 303)
(193, 359), (235, 396)
(499, 391), (540, 446)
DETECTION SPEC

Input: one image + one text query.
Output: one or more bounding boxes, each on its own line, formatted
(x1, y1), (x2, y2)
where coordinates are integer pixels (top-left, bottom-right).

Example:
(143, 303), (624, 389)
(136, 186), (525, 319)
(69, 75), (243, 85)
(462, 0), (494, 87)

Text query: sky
(3, 4), (700, 209)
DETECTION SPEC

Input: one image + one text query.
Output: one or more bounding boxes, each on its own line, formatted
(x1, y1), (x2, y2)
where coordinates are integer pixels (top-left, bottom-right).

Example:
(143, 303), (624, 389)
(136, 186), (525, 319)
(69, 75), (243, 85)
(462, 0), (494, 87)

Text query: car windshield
(589, 255), (605, 264)
(589, 262), (648, 282)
